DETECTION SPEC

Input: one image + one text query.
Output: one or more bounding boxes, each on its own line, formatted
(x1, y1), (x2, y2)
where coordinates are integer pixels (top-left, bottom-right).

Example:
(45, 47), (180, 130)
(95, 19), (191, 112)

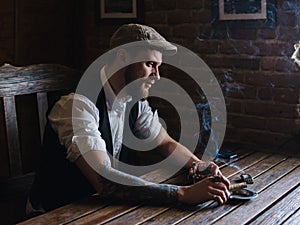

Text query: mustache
(145, 76), (156, 84)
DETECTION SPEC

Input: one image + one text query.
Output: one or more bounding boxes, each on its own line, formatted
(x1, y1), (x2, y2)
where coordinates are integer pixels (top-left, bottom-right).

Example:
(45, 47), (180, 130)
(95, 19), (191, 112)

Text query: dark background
(0, 0), (299, 175)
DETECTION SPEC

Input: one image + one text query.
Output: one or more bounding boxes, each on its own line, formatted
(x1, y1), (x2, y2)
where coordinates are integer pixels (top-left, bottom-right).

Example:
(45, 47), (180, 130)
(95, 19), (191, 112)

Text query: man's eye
(146, 62), (155, 67)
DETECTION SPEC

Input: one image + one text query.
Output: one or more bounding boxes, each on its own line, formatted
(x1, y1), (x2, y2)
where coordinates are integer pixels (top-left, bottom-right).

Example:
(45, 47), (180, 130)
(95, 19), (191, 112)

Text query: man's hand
(178, 176), (230, 205)
(189, 161), (230, 188)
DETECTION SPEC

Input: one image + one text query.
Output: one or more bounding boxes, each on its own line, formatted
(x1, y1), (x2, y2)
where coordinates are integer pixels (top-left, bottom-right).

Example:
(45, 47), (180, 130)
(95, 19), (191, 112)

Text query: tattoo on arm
(96, 160), (178, 204)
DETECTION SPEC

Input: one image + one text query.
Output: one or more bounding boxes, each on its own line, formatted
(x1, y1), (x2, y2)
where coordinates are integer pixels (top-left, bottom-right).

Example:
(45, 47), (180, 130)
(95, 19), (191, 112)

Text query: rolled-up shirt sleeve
(133, 101), (162, 142)
(48, 93), (106, 162)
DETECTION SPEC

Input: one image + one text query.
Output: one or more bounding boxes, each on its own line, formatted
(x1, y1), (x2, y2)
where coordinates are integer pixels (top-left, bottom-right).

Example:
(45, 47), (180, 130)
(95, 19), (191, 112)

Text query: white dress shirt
(48, 67), (161, 168)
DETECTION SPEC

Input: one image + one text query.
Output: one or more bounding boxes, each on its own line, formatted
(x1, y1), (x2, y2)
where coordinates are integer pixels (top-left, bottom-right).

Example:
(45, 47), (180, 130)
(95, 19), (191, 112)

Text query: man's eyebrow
(146, 61), (161, 66)
(152, 61), (162, 66)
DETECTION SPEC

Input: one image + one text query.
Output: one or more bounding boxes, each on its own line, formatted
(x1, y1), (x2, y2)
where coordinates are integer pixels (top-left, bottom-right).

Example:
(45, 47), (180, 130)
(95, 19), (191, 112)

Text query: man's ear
(116, 49), (130, 65)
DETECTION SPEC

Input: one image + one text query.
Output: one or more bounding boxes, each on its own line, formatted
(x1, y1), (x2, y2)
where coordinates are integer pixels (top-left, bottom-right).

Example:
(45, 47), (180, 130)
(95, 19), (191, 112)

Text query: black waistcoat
(30, 89), (139, 211)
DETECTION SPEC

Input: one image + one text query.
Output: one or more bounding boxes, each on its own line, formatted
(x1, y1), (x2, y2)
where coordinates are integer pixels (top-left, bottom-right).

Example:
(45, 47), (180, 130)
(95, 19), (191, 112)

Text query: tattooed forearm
(96, 160), (178, 204)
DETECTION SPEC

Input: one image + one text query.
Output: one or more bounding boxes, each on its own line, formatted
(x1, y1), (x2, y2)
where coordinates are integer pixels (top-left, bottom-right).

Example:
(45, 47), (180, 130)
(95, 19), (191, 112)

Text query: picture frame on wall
(219, 0), (267, 20)
(212, 0), (277, 29)
(96, 0), (144, 24)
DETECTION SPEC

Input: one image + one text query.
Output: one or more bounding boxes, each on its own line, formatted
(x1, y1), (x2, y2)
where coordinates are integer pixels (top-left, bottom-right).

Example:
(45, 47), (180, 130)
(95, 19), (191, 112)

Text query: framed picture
(96, 0), (144, 24)
(219, 0), (267, 20)
(212, 0), (277, 29)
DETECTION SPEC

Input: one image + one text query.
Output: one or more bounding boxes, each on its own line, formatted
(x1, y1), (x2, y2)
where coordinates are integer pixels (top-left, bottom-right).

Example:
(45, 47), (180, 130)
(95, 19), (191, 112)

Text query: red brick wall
(81, 0), (300, 153)
(1, 0), (299, 153)
(80, 0), (300, 151)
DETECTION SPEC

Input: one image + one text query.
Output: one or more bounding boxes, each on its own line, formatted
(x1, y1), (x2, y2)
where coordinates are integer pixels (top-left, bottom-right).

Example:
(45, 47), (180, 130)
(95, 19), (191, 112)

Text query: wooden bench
(0, 64), (81, 224)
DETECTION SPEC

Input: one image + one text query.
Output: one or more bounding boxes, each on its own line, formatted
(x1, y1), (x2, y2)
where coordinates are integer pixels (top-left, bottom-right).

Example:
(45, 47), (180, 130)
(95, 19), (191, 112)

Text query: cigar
(211, 176), (248, 191)
(229, 182), (247, 191)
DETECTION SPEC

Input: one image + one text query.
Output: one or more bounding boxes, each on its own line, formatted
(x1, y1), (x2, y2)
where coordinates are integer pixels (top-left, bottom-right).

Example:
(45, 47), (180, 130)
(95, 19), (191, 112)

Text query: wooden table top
(18, 149), (300, 225)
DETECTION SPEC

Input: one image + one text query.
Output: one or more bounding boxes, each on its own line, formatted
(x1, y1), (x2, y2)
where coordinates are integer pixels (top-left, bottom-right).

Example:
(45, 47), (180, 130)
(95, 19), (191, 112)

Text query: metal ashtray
(230, 173), (257, 200)
(229, 188), (258, 200)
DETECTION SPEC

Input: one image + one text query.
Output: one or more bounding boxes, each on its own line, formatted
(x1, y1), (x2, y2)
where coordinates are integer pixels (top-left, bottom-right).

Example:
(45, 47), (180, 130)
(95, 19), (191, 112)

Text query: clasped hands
(180, 161), (231, 205)
(189, 161), (229, 185)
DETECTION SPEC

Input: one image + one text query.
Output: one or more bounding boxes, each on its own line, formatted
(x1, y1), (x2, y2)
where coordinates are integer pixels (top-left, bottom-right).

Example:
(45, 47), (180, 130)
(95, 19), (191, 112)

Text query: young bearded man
(28, 24), (230, 215)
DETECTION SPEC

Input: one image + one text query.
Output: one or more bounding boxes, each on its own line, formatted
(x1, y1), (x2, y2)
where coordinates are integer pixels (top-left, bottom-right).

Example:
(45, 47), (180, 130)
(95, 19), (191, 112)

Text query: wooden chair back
(0, 63), (81, 224)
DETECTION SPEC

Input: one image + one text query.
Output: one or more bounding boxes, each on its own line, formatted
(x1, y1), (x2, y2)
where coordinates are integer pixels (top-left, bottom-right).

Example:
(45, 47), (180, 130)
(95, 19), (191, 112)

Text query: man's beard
(124, 69), (149, 101)
(126, 79), (149, 101)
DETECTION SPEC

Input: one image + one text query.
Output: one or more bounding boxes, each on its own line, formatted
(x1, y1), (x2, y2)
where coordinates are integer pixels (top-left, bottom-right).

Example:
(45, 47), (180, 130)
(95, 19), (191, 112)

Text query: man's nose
(152, 66), (160, 80)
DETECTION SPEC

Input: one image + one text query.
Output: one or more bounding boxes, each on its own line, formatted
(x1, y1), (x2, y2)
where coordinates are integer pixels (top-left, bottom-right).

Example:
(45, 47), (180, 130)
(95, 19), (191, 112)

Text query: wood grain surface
(17, 150), (300, 225)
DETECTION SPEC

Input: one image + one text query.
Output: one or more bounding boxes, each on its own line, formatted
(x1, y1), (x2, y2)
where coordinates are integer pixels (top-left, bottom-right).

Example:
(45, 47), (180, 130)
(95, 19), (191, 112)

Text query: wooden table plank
(281, 208), (300, 225)
(18, 151), (298, 225)
(104, 206), (169, 225)
(248, 186), (300, 225)
(125, 152), (273, 225)
(139, 154), (284, 225)
(65, 151), (260, 224)
(102, 155), (244, 225)
(19, 168), (176, 225)
(175, 156), (299, 225)
(118, 152), (272, 225)
(66, 203), (138, 225)
(62, 151), (245, 225)
(18, 196), (107, 225)
(217, 151), (270, 177)
(140, 168), (180, 183)
(212, 167), (300, 224)
(17, 148), (253, 225)
(64, 167), (193, 225)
